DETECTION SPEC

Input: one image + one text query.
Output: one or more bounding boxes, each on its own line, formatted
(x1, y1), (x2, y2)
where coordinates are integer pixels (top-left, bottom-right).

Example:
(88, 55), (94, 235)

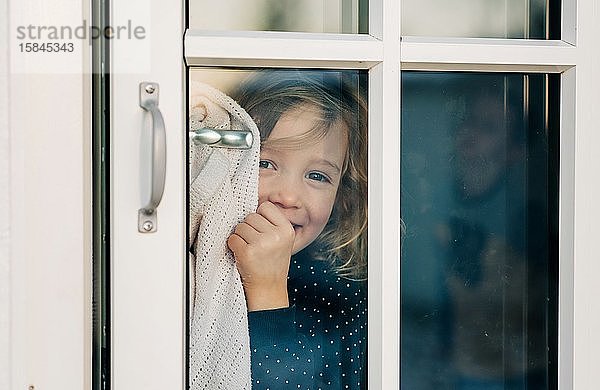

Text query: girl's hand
(227, 201), (295, 311)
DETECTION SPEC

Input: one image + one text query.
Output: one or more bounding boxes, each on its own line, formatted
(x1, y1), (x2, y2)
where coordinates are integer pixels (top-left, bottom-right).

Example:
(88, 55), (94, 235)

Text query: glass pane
(189, 0), (369, 34)
(401, 72), (559, 389)
(402, 0), (558, 39)
(188, 68), (368, 389)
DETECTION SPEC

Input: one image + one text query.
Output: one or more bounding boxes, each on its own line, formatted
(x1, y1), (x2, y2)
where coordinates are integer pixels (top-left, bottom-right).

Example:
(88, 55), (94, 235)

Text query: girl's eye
(259, 160), (274, 169)
(307, 171), (331, 183)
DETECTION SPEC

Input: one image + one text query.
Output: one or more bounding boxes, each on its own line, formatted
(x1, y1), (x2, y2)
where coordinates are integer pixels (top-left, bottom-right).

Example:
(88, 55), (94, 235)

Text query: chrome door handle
(189, 128), (253, 149)
(138, 82), (166, 233)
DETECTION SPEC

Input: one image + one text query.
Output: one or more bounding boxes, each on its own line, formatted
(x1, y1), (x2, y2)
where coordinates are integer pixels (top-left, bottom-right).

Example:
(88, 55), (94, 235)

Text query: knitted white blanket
(188, 81), (258, 389)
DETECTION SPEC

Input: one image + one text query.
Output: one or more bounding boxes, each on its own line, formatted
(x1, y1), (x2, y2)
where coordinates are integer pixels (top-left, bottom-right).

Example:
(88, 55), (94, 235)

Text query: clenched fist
(227, 201), (295, 311)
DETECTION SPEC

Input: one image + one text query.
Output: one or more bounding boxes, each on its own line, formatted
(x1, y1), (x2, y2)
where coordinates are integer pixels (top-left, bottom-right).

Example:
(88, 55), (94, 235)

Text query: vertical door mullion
(558, 67), (575, 390)
(571, 0), (600, 388)
(369, 0), (401, 388)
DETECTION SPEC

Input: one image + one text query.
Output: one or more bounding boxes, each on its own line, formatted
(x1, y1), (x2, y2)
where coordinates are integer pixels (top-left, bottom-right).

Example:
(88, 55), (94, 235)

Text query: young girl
(227, 70), (368, 389)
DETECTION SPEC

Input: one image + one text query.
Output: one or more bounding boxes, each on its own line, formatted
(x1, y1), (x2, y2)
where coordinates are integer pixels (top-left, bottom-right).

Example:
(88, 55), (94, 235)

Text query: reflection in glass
(401, 72), (558, 389)
(402, 0), (552, 39)
(189, 0), (368, 34)
(188, 68), (368, 389)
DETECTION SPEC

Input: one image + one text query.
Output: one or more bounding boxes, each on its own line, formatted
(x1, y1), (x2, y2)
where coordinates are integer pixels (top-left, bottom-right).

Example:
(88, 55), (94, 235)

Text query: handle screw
(145, 85), (156, 94)
(142, 221), (154, 231)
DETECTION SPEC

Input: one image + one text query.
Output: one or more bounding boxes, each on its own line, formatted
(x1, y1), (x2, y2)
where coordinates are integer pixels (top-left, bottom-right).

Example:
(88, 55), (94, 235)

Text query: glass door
(102, 0), (600, 389)
(107, 0), (399, 388)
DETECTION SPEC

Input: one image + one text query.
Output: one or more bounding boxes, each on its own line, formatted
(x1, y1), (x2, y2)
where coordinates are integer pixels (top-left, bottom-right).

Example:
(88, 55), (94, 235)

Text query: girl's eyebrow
(314, 159), (341, 174)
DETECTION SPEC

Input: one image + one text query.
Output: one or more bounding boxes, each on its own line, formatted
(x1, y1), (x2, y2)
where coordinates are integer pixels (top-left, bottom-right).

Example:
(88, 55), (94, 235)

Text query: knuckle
(271, 232), (282, 244)
(227, 235), (237, 251)
(279, 225), (294, 241)
(246, 213), (260, 224)
(258, 201), (273, 213)
(256, 238), (269, 250)
(272, 227), (293, 244)
(244, 246), (256, 259)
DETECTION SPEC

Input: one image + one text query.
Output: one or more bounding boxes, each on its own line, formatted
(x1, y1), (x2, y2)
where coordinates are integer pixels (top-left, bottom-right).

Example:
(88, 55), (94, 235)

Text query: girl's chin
(292, 226), (329, 255)
(292, 238), (318, 255)
(291, 238), (308, 255)
(291, 242), (304, 255)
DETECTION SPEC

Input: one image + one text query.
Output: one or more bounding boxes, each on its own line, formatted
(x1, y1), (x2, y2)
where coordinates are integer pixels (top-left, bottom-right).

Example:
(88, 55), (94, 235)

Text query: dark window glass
(401, 72), (559, 389)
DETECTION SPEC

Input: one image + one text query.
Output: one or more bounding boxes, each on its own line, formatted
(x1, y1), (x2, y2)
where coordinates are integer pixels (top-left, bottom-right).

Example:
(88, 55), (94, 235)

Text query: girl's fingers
(233, 222), (260, 243)
(243, 212), (272, 233)
(227, 233), (247, 252)
(256, 201), (292, 228)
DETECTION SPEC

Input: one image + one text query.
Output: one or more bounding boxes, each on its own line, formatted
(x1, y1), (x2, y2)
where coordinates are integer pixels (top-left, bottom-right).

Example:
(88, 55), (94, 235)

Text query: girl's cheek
(257, 179), (269, 203)
(257, 194), (268, 206)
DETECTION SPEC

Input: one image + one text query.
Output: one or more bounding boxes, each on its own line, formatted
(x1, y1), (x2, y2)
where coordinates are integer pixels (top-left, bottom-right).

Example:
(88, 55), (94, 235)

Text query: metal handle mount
(138, 82), (166, 233)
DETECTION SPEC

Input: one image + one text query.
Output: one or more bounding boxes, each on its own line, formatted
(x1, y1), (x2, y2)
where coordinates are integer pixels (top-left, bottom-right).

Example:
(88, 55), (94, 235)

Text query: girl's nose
(269, 176), (302, 209)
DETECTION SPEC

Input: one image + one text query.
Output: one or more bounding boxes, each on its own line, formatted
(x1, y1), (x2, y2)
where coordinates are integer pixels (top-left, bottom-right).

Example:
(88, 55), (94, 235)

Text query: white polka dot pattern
(248, 251), (368, 389)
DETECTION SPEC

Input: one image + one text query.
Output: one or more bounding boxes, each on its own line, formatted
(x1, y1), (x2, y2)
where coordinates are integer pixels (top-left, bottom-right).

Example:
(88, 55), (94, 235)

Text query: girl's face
(258, 104), (348, 255)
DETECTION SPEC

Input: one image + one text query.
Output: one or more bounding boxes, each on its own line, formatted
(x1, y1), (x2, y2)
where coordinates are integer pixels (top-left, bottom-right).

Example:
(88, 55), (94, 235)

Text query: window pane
(189, 0), (368, 34)
(402, 0), (556, 39)
(401, 72), (559, 389)
(188, 68), (368, 389)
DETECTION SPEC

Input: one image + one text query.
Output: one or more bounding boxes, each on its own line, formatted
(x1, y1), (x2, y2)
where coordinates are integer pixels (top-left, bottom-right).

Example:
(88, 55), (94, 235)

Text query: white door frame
(3, 0), (600, 389)
(4, 0), (92, 389)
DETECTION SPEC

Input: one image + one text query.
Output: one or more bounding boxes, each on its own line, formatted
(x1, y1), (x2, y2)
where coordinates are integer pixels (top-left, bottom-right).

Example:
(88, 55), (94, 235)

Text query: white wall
(1, 0), (11, 387)
(2, 0), (91, 388)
